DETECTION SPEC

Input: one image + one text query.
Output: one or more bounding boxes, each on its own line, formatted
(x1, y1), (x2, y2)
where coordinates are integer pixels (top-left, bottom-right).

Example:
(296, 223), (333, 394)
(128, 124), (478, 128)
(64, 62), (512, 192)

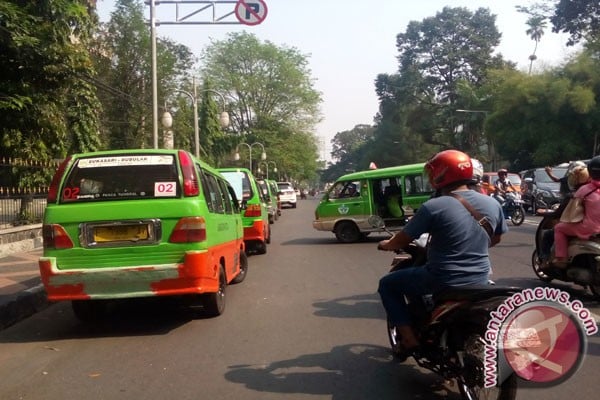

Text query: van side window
(226, 185), (240, 213)
(217, 179), (234, 214)
(405, 174), (431, 194)
(330, 180), (361, 199)
(200, 170), (225, 213)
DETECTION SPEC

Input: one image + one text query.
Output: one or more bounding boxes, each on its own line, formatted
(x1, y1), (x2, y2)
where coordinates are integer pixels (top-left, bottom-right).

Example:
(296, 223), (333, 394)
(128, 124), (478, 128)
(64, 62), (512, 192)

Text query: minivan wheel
(231, 251), (248, 284)
(255, 240), (267, 254)
(72, 300), (107, 322)
(334, 221), (361, 243)
(202, 266), (226, 317)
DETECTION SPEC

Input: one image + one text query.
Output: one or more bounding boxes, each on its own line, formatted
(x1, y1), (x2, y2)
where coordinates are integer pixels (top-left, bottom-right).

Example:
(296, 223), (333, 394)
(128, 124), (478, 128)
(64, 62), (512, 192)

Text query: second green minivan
(218, 167), (271, 254)
(313, 163), (433, 242)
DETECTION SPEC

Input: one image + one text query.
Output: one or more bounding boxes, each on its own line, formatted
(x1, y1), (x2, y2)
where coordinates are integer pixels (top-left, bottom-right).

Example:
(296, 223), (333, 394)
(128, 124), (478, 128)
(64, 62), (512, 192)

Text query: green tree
(200, 32), (322, 179)
(525, 15), (547, 74)
(0, 0), (101, 165)
(93, 0), (194, 150)
(551, 0), (600, 45)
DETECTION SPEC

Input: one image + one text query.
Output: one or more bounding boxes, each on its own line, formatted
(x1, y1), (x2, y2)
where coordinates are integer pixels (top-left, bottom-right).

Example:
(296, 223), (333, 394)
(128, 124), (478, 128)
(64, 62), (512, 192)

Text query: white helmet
(471, 158), (484, 183)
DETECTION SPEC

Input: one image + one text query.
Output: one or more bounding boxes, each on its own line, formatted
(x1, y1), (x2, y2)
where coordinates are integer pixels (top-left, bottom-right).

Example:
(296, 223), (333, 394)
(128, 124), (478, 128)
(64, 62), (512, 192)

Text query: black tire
(533, 193), (546, 212)
(71, 300), (107, 322)
(266, 226), (271, 244)
(510, 206), (525, 226)
(202, 265), (226, 317)
(292, 203), (297, 209)
(231, 250), (248, 284)
(334, 221), (361, 243)
(458, 333), (518, 400)
(254, 240), (267, 254)
(531, 249), (553, 282)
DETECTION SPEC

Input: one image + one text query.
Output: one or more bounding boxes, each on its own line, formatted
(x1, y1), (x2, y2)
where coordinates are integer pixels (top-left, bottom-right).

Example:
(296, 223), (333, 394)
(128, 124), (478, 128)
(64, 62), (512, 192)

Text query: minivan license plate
(94, 224), (149, 242)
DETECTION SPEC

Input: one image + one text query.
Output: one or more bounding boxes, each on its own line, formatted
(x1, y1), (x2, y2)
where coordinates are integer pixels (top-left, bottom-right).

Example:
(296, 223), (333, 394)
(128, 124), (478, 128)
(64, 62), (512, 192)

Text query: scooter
(531, 211), (600, 299)
(370, 216), (519, 400)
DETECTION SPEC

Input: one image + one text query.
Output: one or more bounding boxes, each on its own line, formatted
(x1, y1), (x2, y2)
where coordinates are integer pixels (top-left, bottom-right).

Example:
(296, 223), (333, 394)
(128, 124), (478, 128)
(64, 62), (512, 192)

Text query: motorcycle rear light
(244, 204), (262, 217)
(43, 224), (74, 249)
(170, 217), (206, 243)
(178, 150), (199, 196)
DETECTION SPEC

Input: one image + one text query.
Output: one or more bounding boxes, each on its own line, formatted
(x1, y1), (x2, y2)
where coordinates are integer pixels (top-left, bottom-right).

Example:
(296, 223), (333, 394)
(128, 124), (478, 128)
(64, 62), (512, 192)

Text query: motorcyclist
(377, 150), (507, 358)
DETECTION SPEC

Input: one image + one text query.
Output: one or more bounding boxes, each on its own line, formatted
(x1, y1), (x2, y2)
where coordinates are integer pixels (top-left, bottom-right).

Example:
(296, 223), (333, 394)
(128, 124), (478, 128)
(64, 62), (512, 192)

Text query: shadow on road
(225, 343), (463, 399)
(313, 292), (385, 320)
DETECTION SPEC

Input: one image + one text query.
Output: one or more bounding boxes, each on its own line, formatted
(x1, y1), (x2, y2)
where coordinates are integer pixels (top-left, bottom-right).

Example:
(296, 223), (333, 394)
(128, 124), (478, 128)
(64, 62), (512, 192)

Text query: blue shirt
(403, 189), (507, 286)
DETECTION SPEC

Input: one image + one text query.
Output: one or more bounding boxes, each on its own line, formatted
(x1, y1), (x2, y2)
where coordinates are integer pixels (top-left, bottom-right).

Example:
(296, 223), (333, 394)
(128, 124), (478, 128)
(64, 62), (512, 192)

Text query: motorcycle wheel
(589, 280), (600, 300)
(531, 250), (553, 282)
(458, 333), (517, 400)
(510, 206), (525, 226)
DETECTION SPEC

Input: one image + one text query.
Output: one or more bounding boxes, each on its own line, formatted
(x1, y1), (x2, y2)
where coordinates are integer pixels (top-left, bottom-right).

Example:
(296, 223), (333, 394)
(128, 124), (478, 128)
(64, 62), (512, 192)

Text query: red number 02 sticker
(154, 182), (176, 197)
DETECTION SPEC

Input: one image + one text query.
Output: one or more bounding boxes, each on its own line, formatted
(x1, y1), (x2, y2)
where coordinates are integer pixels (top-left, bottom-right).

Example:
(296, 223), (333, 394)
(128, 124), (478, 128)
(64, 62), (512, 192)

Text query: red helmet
(425, 150), (473, 189)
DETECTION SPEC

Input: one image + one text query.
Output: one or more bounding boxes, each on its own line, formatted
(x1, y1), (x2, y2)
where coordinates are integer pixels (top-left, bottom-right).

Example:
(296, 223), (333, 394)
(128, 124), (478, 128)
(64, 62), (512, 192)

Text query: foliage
(200, 32), (322, 180)
(93, 0), (194, 150)
(0, 0), (101, 188)
(485, 50), (599, 171)
(551, 0), (600, 45)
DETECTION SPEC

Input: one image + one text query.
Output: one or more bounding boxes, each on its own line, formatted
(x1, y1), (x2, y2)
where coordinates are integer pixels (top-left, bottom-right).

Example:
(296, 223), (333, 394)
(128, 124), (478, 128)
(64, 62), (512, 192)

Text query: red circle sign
(235, 0), (268, 26)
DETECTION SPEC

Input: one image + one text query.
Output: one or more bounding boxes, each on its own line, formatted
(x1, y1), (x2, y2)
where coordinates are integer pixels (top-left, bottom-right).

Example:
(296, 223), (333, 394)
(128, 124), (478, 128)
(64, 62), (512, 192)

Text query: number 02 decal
(154, 182), (176, 197)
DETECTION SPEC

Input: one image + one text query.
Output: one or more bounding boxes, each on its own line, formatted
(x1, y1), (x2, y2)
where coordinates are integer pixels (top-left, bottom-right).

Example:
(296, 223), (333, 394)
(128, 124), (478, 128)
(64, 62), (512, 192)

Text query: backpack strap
(448, 193), (494, 240)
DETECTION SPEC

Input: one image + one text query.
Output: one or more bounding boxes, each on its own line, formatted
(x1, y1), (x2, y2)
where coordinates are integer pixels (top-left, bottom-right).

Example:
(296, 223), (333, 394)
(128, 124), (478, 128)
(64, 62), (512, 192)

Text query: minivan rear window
(61, 154), (180, 202)
(221, 171), (253, 201)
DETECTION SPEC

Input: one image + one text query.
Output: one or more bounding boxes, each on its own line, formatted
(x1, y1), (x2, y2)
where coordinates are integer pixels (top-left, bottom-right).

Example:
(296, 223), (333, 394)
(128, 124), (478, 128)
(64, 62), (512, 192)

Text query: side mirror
(240, 200), (248, 210)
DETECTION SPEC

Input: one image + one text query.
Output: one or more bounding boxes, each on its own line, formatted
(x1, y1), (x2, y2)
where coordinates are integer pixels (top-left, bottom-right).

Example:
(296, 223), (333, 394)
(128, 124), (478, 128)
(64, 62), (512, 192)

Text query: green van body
(38, 149), (246, 319)
(218, 167), (271, 254)
(313, 163), (433, 242)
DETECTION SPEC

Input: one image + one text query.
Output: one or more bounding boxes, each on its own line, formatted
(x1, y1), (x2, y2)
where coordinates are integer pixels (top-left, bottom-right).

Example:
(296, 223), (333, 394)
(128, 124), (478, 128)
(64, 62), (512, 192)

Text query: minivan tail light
(178, 150), (199, 196)
(170, 217), (206, 243)
(244, 204), (262, 217)
(47, 156), (72, 203)
(43, 224), (74, 249)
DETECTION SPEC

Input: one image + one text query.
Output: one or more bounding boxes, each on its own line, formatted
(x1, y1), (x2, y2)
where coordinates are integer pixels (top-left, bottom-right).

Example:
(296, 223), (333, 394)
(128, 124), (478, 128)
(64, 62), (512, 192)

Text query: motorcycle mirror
(368, 215), (385, 229)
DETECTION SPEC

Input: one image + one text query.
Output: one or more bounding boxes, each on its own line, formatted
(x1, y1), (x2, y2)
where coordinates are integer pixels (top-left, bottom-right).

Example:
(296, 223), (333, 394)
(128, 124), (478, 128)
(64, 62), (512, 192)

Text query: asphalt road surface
(0, 197), (598, 399)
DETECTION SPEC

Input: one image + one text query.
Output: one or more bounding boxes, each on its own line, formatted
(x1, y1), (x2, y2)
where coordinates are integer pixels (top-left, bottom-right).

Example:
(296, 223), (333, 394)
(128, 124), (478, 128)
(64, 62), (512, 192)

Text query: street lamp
(161, 77), (230, 158)
(456, 109), (495, 169)
(257, 161), (277, 180)
(234, 142), (266, 173)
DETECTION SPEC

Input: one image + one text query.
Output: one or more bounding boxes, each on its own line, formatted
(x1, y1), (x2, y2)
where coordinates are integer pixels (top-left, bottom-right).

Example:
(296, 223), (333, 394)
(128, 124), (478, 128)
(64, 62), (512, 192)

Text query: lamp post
(257, 161), (277, 180)
(455, 109), (495, 170)
(161, 77), (230, 157)
(234, 142), (266, 173)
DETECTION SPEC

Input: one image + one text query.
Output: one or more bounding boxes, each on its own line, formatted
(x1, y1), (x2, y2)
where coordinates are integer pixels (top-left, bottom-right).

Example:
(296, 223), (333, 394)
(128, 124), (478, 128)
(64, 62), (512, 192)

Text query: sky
(96, 0), (579, 160)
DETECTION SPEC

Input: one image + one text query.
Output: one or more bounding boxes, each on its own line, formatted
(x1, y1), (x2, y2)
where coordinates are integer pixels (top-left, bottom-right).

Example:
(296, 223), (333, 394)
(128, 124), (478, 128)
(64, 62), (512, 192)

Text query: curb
(0, 284), (50, 331)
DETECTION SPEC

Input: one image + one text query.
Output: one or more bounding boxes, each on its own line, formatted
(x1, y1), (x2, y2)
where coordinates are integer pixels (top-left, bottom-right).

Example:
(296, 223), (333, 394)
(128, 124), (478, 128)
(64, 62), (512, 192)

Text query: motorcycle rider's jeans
(378, 266), (440, 326)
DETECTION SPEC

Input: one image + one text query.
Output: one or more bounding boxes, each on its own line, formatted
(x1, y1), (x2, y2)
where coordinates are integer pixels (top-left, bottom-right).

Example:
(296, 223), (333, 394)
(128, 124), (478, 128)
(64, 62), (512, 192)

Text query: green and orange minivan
(39, 149), (247, 320)
(218, 167), (271, 254)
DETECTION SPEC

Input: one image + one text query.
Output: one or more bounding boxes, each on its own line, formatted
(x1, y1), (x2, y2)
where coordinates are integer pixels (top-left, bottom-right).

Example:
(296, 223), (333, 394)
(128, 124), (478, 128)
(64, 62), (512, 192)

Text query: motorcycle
(370, 216), (519, 400)
(531, 210), (600, 299)
(495, 189), (525, 226)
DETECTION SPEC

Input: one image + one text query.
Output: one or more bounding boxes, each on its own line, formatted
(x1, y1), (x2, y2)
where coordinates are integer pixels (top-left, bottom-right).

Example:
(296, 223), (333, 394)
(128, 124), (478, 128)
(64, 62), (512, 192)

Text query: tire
(266, 226), (271, 244)
(292, 203), (297, 209)
(254, 240), (267, 254)
(202, 265), (226, 317)
(458, 333), (518, 400)
(71, 300), (107, 322)
(334, 221), (361, 243)
(510, 206), (525, 226)
(231, 250), (248, 284)
(533, 193), (546, 212)
(531, 249), (553, 282)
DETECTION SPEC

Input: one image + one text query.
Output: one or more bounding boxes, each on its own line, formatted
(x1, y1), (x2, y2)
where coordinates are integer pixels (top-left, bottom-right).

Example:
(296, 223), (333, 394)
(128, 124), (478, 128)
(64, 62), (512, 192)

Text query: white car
(277, 181), (297, 208)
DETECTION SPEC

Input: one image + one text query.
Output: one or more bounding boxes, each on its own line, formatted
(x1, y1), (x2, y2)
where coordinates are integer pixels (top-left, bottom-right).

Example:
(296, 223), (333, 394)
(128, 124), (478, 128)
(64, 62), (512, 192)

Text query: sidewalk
(0, 246), (49, 331)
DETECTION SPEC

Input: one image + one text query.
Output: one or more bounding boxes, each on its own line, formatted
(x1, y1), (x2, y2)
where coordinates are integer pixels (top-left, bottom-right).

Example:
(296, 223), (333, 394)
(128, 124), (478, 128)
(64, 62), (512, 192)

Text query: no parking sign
(235, 0), (268, 26)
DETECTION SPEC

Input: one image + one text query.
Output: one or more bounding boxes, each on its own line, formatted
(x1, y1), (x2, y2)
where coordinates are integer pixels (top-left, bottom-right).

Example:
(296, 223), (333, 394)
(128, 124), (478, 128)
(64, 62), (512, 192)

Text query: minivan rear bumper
(39, 250), (220, 301)
(243, 220), (266, 242)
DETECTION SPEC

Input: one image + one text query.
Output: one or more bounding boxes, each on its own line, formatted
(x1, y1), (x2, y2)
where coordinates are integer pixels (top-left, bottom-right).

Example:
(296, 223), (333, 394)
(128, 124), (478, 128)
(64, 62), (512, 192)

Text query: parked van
(218, 168), (271, 254)
(257, 178), (278, 224)
(313, 163), (433, 242)
(39, 149), (247, 321)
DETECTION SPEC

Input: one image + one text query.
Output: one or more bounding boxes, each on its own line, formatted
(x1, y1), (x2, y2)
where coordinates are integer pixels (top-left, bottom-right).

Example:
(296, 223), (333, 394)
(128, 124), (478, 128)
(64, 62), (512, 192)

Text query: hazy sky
(96, 0), (578, 159)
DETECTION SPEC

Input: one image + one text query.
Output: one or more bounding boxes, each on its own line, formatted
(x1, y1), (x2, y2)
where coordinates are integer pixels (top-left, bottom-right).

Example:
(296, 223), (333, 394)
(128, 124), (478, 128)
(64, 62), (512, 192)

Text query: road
(0, 198), (598, 399)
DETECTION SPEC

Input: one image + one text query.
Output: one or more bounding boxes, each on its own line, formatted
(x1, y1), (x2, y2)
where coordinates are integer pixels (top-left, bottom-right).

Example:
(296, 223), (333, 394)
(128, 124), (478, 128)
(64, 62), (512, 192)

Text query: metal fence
(1, 157), (55, 228)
